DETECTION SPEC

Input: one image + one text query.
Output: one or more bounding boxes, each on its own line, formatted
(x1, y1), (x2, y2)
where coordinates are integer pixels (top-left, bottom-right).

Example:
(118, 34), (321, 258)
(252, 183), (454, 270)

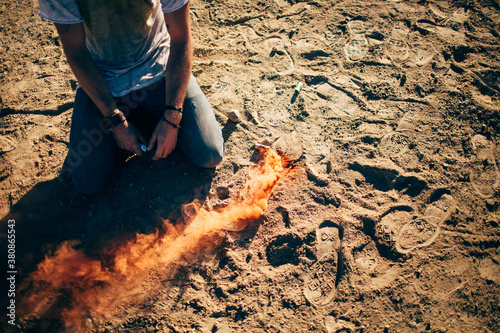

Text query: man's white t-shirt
(38, 0), (189, 97)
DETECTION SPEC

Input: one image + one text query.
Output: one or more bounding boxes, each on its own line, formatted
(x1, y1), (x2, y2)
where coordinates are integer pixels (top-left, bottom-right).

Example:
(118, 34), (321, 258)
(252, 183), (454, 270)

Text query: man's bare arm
(55, 22), (144, 155)
(55, 22), (118, 118)
(163, 2), (193, 110)
(148, 2), (193, 159)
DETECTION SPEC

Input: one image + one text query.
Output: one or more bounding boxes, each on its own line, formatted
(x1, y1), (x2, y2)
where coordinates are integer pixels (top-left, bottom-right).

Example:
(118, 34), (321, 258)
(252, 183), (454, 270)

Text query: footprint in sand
(415, 19), (466, 44)
(413, 40), (437, 67)
(303, 220), (342, 306)
(396, 190), (457, 254)
(469, 134), (500, 198)
(265, 37), (294, 75)
(354, 241), (379, 271)
(385, 24), (410, 62)
(344, 20), (368, 62)
(375, 205), (413, 251)
(378, 130), (419, 170)
(375, 190), (457, 255)
(379, 131), (411, 157)
(325, 25), (344, 45)
(0, 136), (17, 153)
(444, 8), (470, 31)
(247, 37), (294, 75)
(259, 108), (291, 127)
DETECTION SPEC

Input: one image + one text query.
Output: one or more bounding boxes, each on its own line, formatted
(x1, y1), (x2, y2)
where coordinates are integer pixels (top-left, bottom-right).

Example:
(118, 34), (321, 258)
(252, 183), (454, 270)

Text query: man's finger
(129, 137), (142, 156)
(152, 145), (164, 161)
(138, 133), (146, 145)
(129, 144), (142, 156)
(148, 133), (157, 151)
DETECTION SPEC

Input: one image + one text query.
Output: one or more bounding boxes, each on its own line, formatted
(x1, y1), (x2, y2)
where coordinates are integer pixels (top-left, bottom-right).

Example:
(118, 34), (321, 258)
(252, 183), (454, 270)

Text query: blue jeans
(65, 74), (224, 194)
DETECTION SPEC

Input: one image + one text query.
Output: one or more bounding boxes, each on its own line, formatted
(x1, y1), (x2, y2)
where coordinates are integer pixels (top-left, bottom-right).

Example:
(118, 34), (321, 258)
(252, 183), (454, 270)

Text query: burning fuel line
(21, 148), (287, 331)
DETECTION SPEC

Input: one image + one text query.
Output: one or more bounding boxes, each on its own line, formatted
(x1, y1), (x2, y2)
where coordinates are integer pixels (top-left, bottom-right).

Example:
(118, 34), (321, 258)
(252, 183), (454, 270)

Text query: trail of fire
(22, 148), (286, 331)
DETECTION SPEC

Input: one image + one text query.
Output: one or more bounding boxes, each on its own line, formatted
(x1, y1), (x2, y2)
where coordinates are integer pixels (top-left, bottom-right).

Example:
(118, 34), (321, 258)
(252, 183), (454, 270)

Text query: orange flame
(22, 149), (285, 331)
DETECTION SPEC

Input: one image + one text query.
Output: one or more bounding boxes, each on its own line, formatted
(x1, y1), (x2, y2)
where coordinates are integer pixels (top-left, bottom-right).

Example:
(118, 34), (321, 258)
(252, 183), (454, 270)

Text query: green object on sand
(295, 82), (303, 93)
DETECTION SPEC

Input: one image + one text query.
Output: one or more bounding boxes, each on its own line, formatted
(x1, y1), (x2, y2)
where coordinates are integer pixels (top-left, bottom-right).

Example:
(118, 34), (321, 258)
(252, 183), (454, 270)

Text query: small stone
(400, 73), (407, 85)
(273, 132), (304, 161)
(486, 199), (498, 211)
(246, 250), (254, 263)
(228, 109), (241, 123)
(216, 186), (230, 200)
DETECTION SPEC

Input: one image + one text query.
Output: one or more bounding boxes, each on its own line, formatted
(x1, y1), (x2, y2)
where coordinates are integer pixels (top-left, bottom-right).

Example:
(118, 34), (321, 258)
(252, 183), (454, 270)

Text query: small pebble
(213, 320), (221, 332)
(486, 199), (498, 211)
(228, 109), (241, 123)
(400, 73), (407, 85)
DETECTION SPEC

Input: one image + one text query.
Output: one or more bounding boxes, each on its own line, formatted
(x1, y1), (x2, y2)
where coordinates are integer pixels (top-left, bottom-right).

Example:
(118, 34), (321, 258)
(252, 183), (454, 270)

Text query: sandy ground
(1, 0), (500, 332)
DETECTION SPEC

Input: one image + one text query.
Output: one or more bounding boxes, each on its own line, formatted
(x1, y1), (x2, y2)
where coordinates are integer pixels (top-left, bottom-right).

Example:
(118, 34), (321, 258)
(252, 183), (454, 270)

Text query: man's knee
(193, 144), (224, 168)
(67, 150), (115, 194)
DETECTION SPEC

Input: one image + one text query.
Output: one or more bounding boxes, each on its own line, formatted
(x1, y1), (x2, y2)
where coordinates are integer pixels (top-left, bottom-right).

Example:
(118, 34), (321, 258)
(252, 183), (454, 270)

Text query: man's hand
(148, 114), (180, 160)
(112, 120), (145, 156)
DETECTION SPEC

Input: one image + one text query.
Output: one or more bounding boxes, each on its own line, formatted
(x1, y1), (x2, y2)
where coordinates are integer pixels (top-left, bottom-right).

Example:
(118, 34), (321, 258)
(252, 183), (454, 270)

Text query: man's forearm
(55, 23), (118, 118)
(65, 47), (119, 117)
(164, 39), (192, 109)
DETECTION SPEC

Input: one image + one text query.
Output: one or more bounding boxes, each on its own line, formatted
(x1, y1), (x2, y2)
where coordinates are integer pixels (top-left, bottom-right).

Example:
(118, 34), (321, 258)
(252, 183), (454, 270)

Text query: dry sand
(1, 0), (500, 332)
